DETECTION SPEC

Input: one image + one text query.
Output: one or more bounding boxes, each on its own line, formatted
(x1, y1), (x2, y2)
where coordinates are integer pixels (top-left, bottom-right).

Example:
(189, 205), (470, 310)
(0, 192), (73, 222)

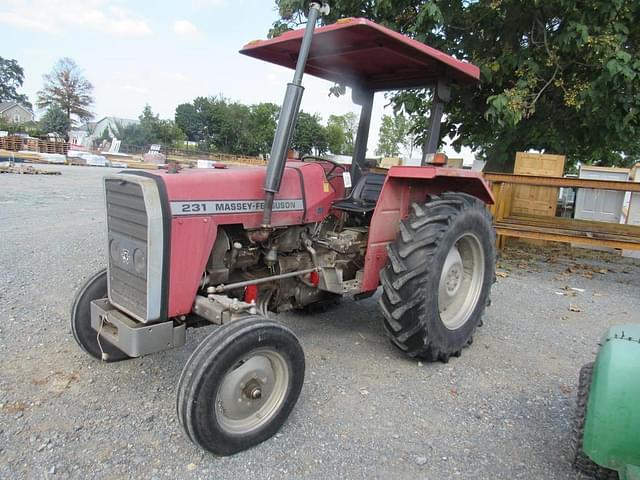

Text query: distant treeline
(111, 96), (359, 157)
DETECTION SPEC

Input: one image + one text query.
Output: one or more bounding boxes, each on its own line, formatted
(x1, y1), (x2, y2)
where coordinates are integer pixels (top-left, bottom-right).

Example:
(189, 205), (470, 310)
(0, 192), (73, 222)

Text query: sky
(2, 0), (474, 161)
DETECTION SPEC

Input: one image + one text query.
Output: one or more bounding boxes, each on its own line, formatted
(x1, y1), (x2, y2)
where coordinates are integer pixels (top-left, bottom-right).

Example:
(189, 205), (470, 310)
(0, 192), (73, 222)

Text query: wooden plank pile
(0, 136), (25, 151)
(104, 156), (160, 169)
(166, 151), (266, 167)
(0, 136), (68, 154)
(486, 171), (640, 251)
(0, 137), (268, 168)
(0, 149), (43, 162)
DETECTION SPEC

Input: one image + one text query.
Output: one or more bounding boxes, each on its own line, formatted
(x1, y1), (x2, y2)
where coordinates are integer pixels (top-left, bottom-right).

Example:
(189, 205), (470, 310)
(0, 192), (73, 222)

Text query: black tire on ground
(176, 316), (305, 455)
(572, 362), (619, 479)
(379, 192), (496, 362)
(70, 269), (130, 362)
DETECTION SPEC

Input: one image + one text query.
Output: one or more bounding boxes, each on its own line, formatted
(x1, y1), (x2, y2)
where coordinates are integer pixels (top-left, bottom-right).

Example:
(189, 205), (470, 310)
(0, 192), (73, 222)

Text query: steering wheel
(301, 155), (348, 179)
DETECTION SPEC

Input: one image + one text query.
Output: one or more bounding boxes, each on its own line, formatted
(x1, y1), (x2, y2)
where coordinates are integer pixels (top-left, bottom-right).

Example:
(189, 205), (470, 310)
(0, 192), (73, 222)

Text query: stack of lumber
(494, 214), (640, 250)
(486, 172), (640, 251)
(0, 136), (24, 151)
(166, 151), (266, 167)
(0, 136), (68, 154)
(109, 157), (159, 170)
(0, 149), (44, 163)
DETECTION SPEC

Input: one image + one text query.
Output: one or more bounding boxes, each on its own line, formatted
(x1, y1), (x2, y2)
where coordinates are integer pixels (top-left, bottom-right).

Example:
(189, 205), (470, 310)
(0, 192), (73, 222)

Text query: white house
(69, 116), (138, 148)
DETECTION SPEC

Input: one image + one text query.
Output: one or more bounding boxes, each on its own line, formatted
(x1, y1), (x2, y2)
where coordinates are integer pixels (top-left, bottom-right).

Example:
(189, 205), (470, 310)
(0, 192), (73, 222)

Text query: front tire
(177, 316), (305, 455)
(572, 363), (618, 479)
(70, 269), (130, 362)
(379, 193), (495, 362)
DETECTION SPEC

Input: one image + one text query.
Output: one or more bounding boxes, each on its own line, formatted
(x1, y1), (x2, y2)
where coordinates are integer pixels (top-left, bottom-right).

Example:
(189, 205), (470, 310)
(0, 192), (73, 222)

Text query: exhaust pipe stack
(261, 2), (329, 229)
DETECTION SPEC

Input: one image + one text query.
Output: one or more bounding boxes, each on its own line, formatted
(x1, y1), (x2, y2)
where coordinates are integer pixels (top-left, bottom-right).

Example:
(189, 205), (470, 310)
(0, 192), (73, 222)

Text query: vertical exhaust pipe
(261, 2), (329, 229)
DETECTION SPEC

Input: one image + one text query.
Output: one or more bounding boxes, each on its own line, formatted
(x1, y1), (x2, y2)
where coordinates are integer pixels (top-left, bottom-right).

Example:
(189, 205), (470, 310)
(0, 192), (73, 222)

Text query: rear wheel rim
(215, 348), (289, 435)
(438, 233), (485, 330)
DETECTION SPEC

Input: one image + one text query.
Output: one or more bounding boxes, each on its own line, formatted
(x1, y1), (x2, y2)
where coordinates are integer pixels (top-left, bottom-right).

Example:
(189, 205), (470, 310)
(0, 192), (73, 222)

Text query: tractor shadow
(276, 289), (415, 364)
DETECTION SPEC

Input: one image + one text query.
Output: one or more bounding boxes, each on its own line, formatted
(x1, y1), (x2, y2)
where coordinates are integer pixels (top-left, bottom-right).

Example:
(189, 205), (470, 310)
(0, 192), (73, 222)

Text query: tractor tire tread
(176, 316), (304, 456)
(572, 362), (619, 480)
(70, 269), (129, 363)
(379, 193), (495, 361)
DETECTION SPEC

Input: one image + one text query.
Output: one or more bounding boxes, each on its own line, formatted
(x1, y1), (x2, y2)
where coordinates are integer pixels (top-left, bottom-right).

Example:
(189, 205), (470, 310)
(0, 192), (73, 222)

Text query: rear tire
(379, 193), (495, 362)
(177, 316), (305, 455)
(572, 363), (618, 479)
(70, 269), (130, 362)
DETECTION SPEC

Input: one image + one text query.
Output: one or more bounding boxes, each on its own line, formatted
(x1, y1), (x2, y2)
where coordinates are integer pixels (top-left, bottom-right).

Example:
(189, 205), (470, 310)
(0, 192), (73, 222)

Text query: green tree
(222, 101), (253, 154)
(247, 102), (279, 155)
(40, 104), (71, 137)
(326, 112), (358, 155)
(273, 0), (640, 171)
(326, 121), (345, 155)
(292, 111), (328, 156)
(93, 127), (114, 149)
(190, 96), (250, 153)
(0, 57), (30, 107)
(173, 95), (332, 156)
(37, 58), (94, 124)
(175, 103), (203, 142)
(377, 115), (397, 157)
(0, 118), (42, 136)
(376, 113), (416, 157)
(117, 105), (186, 147)
(115, 122), (146, 146)
(180, 97), (278, 155)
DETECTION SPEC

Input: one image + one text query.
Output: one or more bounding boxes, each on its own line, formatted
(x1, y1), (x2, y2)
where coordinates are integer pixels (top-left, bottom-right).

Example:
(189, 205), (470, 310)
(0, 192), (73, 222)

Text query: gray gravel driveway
(1, 165), (638, 479)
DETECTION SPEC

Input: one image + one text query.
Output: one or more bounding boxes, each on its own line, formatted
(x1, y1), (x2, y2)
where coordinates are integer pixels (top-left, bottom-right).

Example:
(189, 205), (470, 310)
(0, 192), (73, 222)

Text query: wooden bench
(495, 214), (640, 250)
(485, 173), (640, 250)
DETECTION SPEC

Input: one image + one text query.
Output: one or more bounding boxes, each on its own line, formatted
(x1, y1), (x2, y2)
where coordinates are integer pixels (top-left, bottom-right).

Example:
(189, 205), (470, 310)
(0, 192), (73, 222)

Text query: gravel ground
(1, 164), (639, 480)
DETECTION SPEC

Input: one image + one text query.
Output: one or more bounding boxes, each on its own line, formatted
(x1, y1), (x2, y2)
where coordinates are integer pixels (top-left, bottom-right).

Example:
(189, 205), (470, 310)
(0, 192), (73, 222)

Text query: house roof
(240, 17), (480, 90)
(96, 116), (138, 125)
(80, 116), (138, 134)
(0, 101), (34, 115)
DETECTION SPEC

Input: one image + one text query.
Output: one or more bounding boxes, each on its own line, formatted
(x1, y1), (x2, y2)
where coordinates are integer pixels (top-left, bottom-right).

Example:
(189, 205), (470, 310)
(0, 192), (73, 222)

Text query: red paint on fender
(360, 166), (494, 292)
(169, 216), (218, 316)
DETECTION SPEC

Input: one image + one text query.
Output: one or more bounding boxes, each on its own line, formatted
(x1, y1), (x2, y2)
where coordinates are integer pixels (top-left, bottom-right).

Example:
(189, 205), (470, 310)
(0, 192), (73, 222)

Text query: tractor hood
(121, 162), (342, 228)
(113, 162), (343, 318)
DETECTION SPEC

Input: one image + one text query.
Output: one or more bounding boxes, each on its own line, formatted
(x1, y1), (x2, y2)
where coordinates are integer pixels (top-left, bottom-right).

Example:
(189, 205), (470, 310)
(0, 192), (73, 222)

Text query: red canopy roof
(240, 18), (479, 91)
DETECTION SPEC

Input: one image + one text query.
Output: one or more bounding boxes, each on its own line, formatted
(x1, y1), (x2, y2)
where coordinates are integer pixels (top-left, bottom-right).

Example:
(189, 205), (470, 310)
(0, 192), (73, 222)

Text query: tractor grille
(105, 178), (148, 321)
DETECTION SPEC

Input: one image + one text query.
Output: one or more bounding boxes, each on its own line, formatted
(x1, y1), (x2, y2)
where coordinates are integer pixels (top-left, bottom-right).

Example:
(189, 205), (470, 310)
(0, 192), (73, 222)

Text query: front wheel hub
(438, 233), (485, 330)
(442, 247), (463, 296)
(244, 381), (263, 400)
(216, 350), (289, 435)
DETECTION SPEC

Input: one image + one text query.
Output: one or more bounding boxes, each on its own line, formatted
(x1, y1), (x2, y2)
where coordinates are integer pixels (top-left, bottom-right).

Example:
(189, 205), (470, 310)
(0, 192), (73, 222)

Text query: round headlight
(133, 248), (146, 275)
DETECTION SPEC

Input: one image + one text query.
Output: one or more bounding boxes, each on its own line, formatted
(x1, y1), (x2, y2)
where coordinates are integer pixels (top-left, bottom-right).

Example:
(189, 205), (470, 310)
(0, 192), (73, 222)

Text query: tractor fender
(359, 165), (493, 292)
(583, 324), (640, 475)
(386, 166), (494, 204)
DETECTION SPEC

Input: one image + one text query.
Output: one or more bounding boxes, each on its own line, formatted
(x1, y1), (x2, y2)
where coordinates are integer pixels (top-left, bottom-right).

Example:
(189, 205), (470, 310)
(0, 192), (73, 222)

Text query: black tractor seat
(332, 172), (386, 213)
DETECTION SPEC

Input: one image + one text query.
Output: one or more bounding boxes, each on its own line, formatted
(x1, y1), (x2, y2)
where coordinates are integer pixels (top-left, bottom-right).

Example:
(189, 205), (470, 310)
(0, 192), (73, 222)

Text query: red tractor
(71, 3), (495, 455)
